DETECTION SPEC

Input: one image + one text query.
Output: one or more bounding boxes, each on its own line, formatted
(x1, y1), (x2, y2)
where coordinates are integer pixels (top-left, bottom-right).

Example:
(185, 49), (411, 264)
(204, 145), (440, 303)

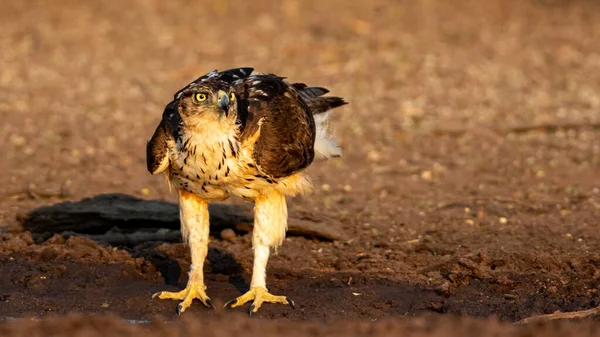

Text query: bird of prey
(146, 67), (346, 316)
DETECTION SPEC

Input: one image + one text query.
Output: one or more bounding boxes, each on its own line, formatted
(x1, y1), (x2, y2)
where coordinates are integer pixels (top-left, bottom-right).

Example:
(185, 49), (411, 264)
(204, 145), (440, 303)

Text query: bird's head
(174, 81), (238, 127)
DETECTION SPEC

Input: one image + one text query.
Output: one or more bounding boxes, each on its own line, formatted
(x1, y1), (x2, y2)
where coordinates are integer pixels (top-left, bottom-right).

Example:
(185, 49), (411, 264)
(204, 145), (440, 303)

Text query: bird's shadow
(140, 245), (249, 293)
(206, 247), (249, 293)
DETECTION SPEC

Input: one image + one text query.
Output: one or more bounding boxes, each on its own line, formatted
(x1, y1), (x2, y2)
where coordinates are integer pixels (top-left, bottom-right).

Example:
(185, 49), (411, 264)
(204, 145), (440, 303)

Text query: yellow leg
(153, 190), (213, 315)
(224, 191), (295, 316)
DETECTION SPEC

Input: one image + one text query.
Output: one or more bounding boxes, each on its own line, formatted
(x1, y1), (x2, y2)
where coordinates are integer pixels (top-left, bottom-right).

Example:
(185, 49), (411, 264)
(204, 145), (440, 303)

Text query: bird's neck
(177, 120), (240, 152)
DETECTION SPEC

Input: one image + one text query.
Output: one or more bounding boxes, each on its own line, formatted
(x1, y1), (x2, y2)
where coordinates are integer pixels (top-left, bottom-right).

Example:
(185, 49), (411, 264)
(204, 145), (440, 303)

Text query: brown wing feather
(146, 100), (181, 174)
(146, 121), (170, 174)
(236, 75), (316, 178)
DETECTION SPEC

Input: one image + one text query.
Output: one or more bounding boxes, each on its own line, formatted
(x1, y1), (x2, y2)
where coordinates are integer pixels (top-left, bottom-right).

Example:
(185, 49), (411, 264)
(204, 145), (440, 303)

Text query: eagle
(146, 67), (347, 316)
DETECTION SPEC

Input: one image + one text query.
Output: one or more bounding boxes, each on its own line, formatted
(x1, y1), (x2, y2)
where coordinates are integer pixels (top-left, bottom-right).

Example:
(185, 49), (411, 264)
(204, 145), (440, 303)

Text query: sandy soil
(1, 0), (599, 335)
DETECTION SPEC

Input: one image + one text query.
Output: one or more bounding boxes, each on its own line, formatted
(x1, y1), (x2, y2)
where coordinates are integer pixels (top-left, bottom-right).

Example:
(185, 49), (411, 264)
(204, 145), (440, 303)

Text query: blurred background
(0, 0), (600, 325)
(1, 0), (599, 234)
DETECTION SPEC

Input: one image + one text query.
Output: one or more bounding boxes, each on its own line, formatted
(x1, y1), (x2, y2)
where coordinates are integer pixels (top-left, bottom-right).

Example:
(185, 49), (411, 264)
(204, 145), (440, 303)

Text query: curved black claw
(223, 298), (237, 309)
(248, 304), (255, 317)
(176, 303), (184, 316)
(286, 297), (296, 309)
(206, 298), (216, 310)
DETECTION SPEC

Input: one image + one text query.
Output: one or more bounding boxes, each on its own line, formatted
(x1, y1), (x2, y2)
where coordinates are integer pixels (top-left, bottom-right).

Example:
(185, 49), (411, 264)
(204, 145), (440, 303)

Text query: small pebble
(436, 281), (450, 295)
(220, 228), (236, 241)
(11, 135), (26, 146)
(367, 150), (381, 162)
(499, 217), (508, 224)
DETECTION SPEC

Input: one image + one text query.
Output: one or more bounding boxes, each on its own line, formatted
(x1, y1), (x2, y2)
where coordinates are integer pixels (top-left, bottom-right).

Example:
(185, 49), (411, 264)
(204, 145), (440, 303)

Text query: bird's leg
(225, 190), (295, 316)
(152, 190), (214, 315)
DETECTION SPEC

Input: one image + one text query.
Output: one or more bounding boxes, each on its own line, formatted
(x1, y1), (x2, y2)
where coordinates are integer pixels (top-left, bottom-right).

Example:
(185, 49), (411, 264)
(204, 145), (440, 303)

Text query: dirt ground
(1, 0), (600, 335)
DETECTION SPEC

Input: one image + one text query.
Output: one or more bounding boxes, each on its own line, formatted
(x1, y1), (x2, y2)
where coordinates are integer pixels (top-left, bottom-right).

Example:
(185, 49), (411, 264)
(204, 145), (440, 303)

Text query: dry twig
(8, 185), (70, 201)
(515, 306), (600, 325)
(506, 122), (600, 135)
(430, 121), (600, 138)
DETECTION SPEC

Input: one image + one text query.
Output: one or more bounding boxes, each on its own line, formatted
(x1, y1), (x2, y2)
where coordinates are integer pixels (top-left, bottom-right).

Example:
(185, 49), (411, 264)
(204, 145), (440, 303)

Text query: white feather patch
(313, 112), (342, 160)
(152, 153), (170, 175)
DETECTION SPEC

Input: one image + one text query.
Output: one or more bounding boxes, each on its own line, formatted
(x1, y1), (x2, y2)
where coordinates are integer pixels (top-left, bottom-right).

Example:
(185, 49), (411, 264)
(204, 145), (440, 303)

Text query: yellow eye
(195, 93), (207, 102)
(229, 92), (236, 101)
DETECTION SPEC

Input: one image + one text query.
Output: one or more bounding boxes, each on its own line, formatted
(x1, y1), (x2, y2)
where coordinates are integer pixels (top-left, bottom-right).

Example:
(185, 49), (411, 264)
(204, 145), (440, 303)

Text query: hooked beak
(217, 90), (229, 116)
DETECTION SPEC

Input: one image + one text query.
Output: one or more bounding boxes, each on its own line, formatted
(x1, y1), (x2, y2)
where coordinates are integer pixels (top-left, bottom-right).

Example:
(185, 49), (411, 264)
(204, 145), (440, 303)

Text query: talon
(224, 298), (237, 309)
(226, 286), (292, 315)
(153, 283), (212, 314)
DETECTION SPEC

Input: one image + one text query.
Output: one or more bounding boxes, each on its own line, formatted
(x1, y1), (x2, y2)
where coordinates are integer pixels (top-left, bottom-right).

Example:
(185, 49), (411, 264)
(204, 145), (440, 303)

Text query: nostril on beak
(218, 94), (230, 116)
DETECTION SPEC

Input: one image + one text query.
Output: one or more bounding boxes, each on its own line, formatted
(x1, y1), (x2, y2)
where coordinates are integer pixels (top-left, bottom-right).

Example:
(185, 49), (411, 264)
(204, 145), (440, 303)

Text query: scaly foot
(224, 286), (295, 316)
(152, 283), (215, 315)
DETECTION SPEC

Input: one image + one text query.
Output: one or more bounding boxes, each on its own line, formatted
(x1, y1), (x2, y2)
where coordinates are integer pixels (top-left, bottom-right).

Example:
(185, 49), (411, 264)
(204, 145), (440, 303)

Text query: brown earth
(1, 0), (600, 335)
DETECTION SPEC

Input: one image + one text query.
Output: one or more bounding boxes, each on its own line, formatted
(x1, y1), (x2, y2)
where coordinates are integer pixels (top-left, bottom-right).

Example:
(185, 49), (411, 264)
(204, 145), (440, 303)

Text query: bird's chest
(168, 131), (241, 199)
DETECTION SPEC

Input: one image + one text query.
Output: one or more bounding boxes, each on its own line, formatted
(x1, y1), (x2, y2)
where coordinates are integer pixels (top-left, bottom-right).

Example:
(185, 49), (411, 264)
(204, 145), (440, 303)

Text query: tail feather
(292, 82), (348, 115)
(307, 96), (347, 115)
(313, 112), (342, 160)
(292, 83), (330, 97)
(291, 82), (347, 161)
